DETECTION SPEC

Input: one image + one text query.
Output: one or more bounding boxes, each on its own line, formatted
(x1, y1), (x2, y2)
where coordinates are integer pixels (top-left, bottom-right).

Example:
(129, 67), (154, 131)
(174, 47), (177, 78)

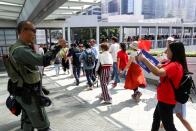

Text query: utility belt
(8, 79), (51, 107)
(11, 82), (40, 96)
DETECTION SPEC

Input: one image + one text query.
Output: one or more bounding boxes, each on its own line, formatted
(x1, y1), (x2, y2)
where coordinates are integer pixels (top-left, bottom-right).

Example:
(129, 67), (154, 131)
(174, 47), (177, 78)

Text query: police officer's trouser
(15, 95), (50, 131)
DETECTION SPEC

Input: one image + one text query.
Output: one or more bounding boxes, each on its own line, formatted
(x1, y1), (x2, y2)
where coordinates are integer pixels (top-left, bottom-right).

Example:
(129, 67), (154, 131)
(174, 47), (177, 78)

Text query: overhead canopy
(0, 0), (25, 20)
(0, 0), (100, 24)
(45, 0), (101, 20)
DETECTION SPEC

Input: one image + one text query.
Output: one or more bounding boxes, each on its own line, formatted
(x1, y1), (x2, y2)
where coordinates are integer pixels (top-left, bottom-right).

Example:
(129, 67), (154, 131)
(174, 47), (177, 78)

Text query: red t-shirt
(117, 50), (128, 70)
(157, 62), (183, 105)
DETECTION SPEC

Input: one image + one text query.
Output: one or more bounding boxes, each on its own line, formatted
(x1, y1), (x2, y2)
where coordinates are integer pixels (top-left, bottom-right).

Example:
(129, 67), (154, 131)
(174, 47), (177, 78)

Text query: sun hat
(130, 41), (138, 50)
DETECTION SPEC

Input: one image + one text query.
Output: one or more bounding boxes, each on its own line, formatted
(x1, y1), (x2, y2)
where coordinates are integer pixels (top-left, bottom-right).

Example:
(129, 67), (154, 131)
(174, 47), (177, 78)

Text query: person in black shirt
(67, 44), (82, 85)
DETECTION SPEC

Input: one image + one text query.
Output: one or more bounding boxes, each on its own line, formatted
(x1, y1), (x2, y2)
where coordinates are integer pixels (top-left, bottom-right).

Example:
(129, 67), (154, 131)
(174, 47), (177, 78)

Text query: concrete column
(181, 26), (184, 42)
(119, 26), (123, 42)
(155, 26), (158, 48)
(139, 26), (142, 39)
(62, 26), (65, 40)
(191, 27), (194, 45)
(68, 26), (71, 47)
(148, 28), (150, 36)
(96, 26), (100, 51)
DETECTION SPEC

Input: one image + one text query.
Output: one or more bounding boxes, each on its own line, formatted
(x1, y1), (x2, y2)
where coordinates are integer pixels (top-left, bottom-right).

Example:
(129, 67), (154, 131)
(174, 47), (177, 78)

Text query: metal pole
(120, 26), (123, 42)
(68, 26), (71, 47)
(169, 26), (172, 37)
(96, 26), (100, 51)
(181, 26), (184, 42)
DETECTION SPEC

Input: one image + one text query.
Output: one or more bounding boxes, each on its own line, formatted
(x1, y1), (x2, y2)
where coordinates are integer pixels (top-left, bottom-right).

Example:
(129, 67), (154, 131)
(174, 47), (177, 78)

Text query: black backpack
(169, 72), (195, 104)
(84, 50), (95, 67)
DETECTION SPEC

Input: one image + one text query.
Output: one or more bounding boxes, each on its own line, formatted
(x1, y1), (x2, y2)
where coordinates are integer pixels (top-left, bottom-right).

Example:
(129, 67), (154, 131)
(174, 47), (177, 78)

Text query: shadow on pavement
(0, 121), (20, 131)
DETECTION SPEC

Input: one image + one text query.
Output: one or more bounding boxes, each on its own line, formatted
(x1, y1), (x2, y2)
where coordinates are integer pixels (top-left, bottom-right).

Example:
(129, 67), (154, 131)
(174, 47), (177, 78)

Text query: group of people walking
(56, 35), (194, 131)
(4, 20), (194, 131)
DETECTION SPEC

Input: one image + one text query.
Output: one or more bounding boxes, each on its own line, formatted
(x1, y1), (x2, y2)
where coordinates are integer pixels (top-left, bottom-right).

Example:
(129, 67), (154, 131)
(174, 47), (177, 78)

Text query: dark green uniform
(9, 39), (60, 131)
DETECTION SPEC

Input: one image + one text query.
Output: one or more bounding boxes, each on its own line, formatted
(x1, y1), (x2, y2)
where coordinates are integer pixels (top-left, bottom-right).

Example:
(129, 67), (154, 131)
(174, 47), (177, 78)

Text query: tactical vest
(7, 42), (41, 87)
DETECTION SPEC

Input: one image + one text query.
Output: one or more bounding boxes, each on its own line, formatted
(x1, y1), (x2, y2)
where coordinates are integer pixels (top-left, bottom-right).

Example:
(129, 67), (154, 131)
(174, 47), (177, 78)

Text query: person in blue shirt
(80, 43), (96, 90)
(89, 39), (99, 77)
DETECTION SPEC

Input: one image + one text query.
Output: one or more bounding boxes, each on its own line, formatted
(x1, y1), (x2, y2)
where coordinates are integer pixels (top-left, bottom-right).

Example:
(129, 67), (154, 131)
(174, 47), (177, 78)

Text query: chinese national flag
(138, 40), (152, 51)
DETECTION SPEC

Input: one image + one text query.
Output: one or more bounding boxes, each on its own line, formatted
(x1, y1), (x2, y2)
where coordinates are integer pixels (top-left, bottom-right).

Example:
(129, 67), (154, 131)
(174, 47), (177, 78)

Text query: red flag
(138, 40), (152, 51)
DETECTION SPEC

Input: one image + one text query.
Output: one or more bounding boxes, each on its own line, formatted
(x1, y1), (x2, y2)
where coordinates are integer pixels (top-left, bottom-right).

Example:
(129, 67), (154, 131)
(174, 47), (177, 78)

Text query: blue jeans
(73, 66), (81, 83)
(85, 69), (96, 87)
(112, 62), (120, 83)
(54, 64), (60, 75)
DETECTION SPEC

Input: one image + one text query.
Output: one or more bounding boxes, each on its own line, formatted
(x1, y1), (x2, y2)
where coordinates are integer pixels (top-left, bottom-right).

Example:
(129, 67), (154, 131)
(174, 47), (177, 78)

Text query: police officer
(9, 21), (63, 131)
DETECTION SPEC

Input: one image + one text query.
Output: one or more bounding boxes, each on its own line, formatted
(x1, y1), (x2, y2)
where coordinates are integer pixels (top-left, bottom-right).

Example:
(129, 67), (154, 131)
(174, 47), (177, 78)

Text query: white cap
(167, 37), (175, 42)
(130, 41), (138, 50)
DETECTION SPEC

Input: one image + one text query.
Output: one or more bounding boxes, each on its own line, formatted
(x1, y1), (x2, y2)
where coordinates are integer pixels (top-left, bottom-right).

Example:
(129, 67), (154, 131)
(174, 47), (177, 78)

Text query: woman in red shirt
(113, 43), (128, 87)
(123, 41), (146, 101)
(137, 41), (187, 131)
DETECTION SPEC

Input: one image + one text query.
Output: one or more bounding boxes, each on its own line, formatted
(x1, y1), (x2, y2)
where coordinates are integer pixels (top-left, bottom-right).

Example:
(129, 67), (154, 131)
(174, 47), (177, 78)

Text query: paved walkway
(0, 66), (196, 131)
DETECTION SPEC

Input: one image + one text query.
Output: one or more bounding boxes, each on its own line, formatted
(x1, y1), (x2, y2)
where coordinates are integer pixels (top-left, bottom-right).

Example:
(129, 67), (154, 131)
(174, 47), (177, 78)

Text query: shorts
(173, 102), (186, 118)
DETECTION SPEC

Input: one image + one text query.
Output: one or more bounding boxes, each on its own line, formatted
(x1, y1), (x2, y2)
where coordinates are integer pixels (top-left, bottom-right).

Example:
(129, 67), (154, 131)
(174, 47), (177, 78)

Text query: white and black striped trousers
(100, 66), (112, 101)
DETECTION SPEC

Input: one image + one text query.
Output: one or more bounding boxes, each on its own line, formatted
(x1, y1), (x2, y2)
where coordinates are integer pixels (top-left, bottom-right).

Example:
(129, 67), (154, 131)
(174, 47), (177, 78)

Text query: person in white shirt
(109, 36), (120, 88)
(96, 42), (113, 104)
(37, 44), (45, 75)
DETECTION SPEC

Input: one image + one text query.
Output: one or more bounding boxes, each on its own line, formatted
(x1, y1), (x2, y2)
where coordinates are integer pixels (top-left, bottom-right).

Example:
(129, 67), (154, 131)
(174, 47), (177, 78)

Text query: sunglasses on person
(23, 28), (36, 33)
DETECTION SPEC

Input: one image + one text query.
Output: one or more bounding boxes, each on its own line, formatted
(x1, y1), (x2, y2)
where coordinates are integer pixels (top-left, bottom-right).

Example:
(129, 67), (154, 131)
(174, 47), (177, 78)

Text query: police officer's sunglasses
(23, 28), (36, 33)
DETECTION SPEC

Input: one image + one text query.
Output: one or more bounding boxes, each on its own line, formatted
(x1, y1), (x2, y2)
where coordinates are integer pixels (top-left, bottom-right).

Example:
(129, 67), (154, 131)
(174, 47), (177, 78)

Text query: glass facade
(100, 27), (120, 43)
(121, 0), (134, 14)
(108, 0), (119, 13)
(70, 27), (96, 44)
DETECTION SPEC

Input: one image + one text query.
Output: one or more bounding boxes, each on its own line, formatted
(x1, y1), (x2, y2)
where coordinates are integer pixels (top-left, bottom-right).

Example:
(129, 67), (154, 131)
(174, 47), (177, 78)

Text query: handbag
(97, 63), (102, 76)
(6, 95), (22, 116)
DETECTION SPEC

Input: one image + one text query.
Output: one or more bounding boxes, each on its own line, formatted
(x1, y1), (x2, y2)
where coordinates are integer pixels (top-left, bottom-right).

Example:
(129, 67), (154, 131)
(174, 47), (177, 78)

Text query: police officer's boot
(38, 127), (52, 131)
(42, 87), (50, 95)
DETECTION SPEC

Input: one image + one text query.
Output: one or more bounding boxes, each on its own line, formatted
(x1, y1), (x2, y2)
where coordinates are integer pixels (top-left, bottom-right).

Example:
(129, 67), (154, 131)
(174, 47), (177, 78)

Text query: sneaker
(86, 86), (93, 91)
(76, 81), (80, 86)
(135, 91), (142, 100)
(160, 123), (164, 128)
(112, 82), (117, 88)
(104, 100), (112, 104)
(131, 93), (137, 100)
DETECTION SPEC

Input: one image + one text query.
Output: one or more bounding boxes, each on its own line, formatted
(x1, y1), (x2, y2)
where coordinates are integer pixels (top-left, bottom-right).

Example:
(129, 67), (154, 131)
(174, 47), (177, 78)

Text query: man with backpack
(80, 43), (96, 90)
(89, 39), (99, 77)
(3, 21), (63, 131)
(67, 44), (82, 86)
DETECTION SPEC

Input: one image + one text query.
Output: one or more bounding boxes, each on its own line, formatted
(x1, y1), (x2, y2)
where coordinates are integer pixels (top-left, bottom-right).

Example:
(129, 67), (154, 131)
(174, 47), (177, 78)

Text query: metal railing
(0, 45), (9, 57)
(103, 38), (196, 50)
